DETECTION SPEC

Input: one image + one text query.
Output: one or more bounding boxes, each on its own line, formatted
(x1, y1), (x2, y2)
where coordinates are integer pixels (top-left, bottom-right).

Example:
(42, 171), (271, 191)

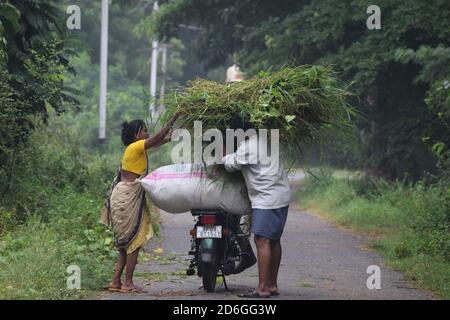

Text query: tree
(0, 1), (77, 187)
(61, 1), (187, 152)
(151, 0), (450, 180)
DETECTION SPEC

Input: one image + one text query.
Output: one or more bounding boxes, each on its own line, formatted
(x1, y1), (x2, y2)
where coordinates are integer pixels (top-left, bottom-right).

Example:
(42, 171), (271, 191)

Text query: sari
(100, 163), (153, 254)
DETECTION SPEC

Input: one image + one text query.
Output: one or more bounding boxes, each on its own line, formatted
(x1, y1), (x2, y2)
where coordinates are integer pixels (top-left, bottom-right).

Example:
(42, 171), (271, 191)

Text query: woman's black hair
(121, 119), (146, 146)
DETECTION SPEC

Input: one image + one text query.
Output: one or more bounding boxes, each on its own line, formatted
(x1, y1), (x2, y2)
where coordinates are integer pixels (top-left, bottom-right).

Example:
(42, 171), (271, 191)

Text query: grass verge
(0, 190), (116, 299)
(296, 167), (450, 299)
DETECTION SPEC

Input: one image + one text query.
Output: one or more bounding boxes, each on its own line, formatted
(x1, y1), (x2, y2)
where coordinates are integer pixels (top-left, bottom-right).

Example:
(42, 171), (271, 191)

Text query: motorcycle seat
(190, 209), (226, 216)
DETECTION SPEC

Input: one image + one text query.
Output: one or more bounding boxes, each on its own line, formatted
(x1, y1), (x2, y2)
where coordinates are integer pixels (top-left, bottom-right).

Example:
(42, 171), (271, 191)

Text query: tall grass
(298, 167), (450, 298)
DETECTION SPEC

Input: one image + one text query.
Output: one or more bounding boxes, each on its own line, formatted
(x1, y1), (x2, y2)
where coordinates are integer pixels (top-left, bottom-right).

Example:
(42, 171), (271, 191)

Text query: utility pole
(98, 0), (109, 141)
(159, 43), (167, 111)
(149, 1), (159, 122)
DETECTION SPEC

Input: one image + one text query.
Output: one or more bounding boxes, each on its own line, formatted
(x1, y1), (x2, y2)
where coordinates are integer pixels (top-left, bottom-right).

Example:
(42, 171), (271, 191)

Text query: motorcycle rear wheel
(201, 262), (218, 292)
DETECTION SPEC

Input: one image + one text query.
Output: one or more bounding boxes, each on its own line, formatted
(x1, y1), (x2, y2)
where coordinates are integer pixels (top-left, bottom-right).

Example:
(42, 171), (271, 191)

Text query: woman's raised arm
(144, 112), (181, 149)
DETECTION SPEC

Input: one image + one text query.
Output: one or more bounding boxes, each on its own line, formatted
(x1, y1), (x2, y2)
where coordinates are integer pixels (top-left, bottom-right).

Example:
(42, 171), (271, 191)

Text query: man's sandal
(237, 289), (271, 298)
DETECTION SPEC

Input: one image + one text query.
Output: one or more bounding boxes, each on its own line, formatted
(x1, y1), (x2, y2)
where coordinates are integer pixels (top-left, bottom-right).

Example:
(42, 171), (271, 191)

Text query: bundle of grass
(161, 65), (357, 152)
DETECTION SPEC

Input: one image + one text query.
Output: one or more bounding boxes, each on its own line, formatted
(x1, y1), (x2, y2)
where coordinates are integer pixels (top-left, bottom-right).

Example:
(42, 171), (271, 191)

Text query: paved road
(99, 174), (434, 300)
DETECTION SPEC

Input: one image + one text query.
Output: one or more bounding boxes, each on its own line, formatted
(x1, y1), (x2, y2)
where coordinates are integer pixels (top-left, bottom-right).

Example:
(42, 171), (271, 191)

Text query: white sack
(139, 164), (251, 215)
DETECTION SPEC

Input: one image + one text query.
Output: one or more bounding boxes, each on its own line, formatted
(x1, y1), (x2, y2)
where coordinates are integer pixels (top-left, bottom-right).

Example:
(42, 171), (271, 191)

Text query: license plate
(196, 225), (222, 238)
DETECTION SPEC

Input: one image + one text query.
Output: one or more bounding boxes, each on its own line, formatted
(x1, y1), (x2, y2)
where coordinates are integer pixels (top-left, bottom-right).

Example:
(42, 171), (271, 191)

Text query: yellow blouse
(121, 139), (147, 175)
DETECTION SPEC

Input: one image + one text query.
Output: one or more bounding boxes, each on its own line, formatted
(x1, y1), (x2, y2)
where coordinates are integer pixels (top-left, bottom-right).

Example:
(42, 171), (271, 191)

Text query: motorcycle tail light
(200, 215), (216, 225)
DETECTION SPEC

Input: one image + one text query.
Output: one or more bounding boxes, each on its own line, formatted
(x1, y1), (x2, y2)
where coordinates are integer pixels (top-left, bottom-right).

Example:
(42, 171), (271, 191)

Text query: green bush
(0, 115), (117, 223)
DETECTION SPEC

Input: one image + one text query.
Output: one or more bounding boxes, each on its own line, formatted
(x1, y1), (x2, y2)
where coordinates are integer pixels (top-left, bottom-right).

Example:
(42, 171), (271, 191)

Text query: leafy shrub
(0, 115), (116, 223)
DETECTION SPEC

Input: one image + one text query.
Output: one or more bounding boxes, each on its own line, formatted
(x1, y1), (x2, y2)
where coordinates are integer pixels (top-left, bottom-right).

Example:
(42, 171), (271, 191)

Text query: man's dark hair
(121, 119), (146, 146)
(229, 115), (255, 131)
(228, 115), (256, 152)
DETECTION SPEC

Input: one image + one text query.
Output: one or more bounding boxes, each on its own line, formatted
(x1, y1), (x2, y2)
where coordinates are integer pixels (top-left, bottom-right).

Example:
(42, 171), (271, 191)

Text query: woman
(103, 113), (180, 293)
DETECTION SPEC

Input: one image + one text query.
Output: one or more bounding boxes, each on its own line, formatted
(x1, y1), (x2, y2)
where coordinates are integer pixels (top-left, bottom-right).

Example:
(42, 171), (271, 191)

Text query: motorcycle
(186, 209), (253, 292)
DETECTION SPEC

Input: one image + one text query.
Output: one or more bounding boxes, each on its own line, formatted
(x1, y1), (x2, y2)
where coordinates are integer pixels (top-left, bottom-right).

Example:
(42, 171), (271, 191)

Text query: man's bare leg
(254, 235), (272, 296)
(268, 240), (282, 294)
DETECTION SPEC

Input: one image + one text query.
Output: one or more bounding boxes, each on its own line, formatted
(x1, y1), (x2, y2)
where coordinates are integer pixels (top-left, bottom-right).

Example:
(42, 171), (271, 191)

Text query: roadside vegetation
(0, 117), (117, 299)
(297, 166), (449, 298)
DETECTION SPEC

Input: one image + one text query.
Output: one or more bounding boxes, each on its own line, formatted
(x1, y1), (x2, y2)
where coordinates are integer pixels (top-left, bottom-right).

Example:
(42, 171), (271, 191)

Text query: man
(222, 120), (291, 298)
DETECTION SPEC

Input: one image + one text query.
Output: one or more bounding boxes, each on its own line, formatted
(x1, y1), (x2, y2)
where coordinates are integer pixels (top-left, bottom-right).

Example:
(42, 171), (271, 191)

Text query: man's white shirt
(222, 135), (291, 209)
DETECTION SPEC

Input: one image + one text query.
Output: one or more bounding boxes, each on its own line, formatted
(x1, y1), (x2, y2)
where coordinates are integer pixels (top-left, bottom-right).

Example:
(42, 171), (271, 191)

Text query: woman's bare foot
(103, 279), (122, 292)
